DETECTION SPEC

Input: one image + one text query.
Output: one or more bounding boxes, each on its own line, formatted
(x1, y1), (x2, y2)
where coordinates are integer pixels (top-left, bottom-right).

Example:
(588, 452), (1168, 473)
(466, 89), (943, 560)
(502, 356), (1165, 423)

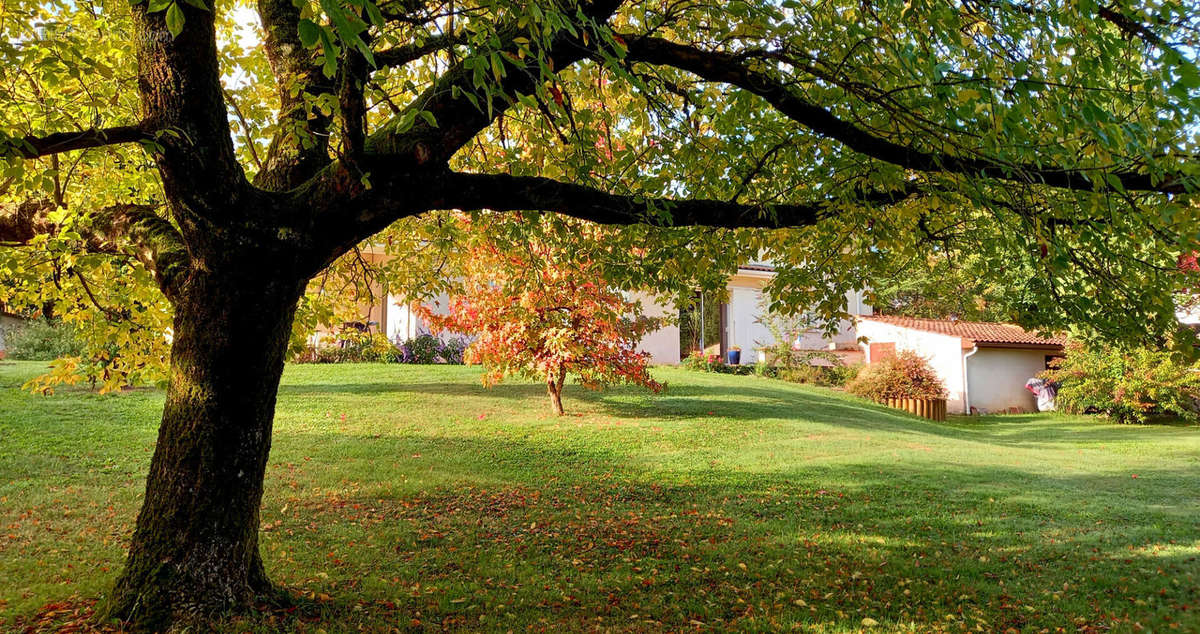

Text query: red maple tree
(418, 218), (664, 414)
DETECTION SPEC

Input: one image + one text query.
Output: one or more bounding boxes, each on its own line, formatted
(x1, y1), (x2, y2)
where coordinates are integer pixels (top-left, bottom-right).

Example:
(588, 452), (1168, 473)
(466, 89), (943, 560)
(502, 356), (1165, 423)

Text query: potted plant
(727, 345), (741, 365)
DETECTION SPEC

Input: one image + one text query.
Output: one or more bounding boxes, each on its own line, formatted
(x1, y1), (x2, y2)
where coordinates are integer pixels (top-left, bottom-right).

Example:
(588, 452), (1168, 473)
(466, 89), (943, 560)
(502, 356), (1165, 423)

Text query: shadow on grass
(242, 428), (1200, 632)
(6, 385), (1199, 632)
(281, 376), (1199, 452)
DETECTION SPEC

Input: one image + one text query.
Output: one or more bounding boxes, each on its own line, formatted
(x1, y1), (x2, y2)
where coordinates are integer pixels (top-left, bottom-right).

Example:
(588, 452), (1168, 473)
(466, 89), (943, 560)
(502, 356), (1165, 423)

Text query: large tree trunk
(98, 267), (303, 630)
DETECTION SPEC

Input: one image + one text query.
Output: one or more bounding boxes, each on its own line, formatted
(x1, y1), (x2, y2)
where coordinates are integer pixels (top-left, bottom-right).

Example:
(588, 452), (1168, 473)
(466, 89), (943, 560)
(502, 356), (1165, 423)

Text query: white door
(727, 287), (771, 362)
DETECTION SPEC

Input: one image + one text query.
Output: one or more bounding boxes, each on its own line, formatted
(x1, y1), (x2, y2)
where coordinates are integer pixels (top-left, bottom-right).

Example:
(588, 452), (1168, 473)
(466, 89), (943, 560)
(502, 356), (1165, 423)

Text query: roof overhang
(972, 341), (1064, 352)
(733, 267), (776, 280)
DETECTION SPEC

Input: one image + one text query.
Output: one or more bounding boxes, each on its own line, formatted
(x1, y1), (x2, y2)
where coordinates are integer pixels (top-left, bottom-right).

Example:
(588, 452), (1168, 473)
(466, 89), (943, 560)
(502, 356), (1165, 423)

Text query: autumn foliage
(847, 349), (947, 401)
(418, 217), (665, 414)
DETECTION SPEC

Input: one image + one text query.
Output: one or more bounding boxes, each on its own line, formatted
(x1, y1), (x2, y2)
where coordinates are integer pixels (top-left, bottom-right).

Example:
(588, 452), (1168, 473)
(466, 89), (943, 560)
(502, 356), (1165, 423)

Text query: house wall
(0, 314), (25, 355)
(855, 319), (969, 413)
(384, 292), (459, 343)
(966, 348), (1046, 413)
(385, 295), (419, 342)
(725, 273), (773, 361)
(794, 289), (874, 350)
(328, 249), (867, 367)
(630, 292), (680, 364)
(723, 275), (873, 364)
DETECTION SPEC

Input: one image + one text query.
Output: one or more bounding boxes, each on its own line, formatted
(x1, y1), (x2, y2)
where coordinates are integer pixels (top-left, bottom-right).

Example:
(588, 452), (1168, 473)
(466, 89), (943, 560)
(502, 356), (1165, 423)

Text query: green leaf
(354, 39), (375, 68)
(1105, 173), (1126, 193)
(316, 28), (339, 78)
(165, 2), (185, 38)
(490, 53), (505, 82)
(297, 19), (321, 48)
(180, 0), (208, 11)
(362, 1), (384, 27)
(1178, 63), (1200, 90)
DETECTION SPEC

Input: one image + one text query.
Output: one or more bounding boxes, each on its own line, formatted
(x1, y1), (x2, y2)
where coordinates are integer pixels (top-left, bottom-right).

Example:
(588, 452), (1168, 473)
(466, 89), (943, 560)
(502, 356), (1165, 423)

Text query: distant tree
(868, 251), (1026, 323)
(418, 216), (664, 415)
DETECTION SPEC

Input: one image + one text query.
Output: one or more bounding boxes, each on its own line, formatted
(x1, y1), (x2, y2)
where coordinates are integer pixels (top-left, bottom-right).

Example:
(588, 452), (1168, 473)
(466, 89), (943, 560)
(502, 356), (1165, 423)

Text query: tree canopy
(3, 0), (1199, 372)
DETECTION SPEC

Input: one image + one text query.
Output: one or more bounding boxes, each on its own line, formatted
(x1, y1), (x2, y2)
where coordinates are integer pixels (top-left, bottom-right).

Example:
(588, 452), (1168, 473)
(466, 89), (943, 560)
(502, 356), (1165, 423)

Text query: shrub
(778, 364), (827, 385)
(396, 334), (442, 364)
(681, 351), (754, 375)
(336, 332), (396, 363)
(3, 320), (85, 361)
(295, 332), (470, 365)
(773, 361), (862, 387)
(754, 340), (862, 388)
(293, 345), (332, 363)
(1042, 341), (1200, 424)
(682, 351), (720, 372)
(438, 337), (468, 364)
(826, 362), (864, 387)
(295, 331), (394, 363)
(392, 334), (468, 364)
(847, 350), (946, 401)
(760, 344), (839, 373)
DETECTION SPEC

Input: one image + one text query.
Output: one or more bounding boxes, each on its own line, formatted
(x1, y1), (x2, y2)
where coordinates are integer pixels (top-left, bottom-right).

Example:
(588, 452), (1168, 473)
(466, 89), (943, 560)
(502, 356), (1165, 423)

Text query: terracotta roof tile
(859, 315), (1066, 347)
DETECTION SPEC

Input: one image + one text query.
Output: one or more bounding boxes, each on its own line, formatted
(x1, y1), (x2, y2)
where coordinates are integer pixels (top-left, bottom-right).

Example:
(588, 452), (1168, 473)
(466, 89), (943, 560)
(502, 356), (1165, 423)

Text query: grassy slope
(1, 361), (1198, 632)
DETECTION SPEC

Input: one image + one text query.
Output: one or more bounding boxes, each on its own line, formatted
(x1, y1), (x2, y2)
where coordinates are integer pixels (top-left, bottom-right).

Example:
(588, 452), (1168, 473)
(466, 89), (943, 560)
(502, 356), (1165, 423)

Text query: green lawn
(1, 361), (1198, 632)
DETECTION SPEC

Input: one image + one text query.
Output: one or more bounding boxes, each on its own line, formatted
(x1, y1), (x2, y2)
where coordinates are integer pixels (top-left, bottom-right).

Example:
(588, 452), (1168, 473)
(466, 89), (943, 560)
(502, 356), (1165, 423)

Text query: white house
(351, 259), (871, 365)
(855, 316), (1066, 414)
(321, 254), (1070, 416)
(631, 264), (871, 364)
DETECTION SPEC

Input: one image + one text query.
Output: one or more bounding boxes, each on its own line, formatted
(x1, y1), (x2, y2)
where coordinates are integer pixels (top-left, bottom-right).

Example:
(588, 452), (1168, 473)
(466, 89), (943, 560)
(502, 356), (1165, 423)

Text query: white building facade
(855, 316), (1065, 414)
(360, 262), (871, 366)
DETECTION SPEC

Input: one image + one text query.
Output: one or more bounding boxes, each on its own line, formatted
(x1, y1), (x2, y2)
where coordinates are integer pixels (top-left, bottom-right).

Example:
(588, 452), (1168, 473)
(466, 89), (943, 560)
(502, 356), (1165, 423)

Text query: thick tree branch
(428, 171), (919, 227)
(619, 35), (1190, 195)
(364, 0), (626, 164)
(981, 0), (1185, 55)
(339, 32), (373, 161)
(1098, 5), (1174, 50)
(3, 124), (152, 159)
(0, 200), (55, 244)
(374, 33), (464, 68)
(132, 2), (247, 206)
(0, 200), (189, 299)
(434, 173), (817, 226)
(300, 164), (918, 270)
(254, 0), (336, 191)
(296, 0), (630, 266)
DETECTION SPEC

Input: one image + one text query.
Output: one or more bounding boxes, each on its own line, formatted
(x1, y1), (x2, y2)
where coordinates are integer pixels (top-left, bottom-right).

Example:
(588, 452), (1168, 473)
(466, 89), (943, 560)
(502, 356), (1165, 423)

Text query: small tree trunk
(98, 269), (302, 630)
(547, 370), (566, 415)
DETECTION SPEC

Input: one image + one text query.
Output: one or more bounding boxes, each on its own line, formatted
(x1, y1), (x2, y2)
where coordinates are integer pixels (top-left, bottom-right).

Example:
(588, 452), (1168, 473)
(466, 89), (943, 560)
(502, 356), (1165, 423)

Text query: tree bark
(547, 371), (566, 416)
(98, 266), (304, 630)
